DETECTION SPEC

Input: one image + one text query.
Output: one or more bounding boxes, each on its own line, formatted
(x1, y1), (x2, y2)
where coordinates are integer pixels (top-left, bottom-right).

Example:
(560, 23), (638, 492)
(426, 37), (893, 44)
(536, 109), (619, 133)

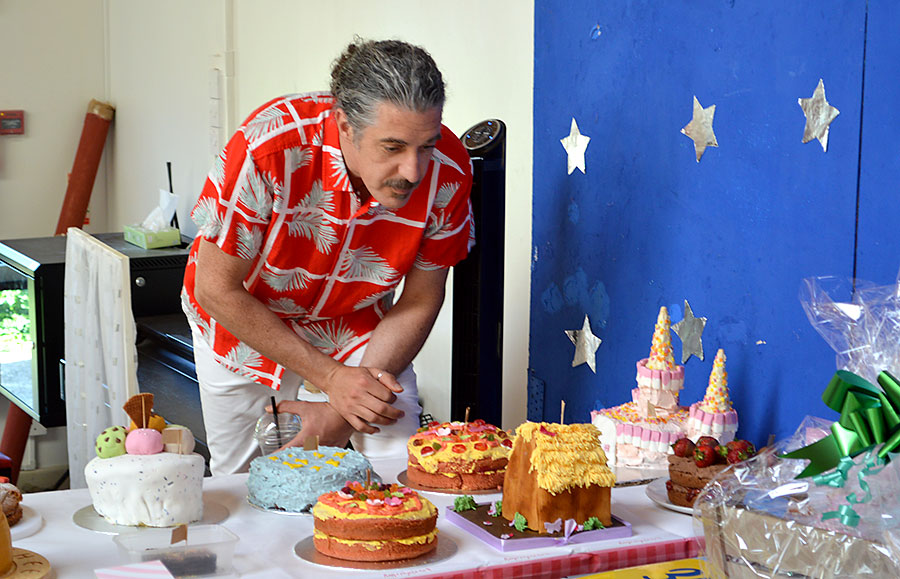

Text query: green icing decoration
(453, 495), (478, 512)
(583, 516), (605, 531)
(95, 426), (128, 458)
(513, 512), (527, 532)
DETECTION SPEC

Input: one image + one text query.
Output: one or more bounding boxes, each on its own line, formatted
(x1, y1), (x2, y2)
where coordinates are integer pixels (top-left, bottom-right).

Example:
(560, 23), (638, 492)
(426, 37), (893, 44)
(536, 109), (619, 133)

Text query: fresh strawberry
(715, 444), (729, 459)
(696, 436), (719, 448)
(671, 438), (696, 458)
(726, 448), (750, 464)
(694, 445), (716, 468)
(727, 439), (756, 456)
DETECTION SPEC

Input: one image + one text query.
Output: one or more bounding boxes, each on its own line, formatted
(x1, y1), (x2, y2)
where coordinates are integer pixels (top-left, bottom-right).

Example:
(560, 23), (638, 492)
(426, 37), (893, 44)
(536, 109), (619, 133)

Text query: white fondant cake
(84, 452), (204, 527)
(247, 446), (379, 513)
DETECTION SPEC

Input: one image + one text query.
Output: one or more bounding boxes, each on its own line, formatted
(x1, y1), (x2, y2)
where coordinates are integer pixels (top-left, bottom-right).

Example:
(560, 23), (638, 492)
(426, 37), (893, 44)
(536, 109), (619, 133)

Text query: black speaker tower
(451, 119), (506, 426)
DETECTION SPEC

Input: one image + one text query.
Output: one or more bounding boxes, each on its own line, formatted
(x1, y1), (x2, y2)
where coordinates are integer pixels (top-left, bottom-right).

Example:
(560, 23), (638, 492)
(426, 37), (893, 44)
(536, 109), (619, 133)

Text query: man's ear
(334, 108), (354, 141)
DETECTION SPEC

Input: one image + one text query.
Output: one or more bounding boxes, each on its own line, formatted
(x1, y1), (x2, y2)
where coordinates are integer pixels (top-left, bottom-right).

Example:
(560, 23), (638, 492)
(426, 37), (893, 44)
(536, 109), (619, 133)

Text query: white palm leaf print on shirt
(192, 197), (223, 238)
(236, 223), (263, 260)
(301, 321), (355, 356)
(268, 297), (308, 317)
(226, 342), (263, 369)
(238, 169), (273, 220)
(261, 266), (312, 292)
(210, 153), (227, 190)
(352, 288), (395, 311)
(340, 247), (399, 284)
(414, 256), (444, 271)
(424, 211), (448, 239)
(242, 106), (286, 142)
(287, 181), (338, 254)
(329, 150), (352, 191)
(435, 182), (459, 209)
(180, 289), (211, 335)
(288, 147), (312, 173)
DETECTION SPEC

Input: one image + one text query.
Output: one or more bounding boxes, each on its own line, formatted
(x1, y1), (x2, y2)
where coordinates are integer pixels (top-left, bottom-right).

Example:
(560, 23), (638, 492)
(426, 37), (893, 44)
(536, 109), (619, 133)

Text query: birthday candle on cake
(646, 306), (676, 370)
(700, 349), (731, 412)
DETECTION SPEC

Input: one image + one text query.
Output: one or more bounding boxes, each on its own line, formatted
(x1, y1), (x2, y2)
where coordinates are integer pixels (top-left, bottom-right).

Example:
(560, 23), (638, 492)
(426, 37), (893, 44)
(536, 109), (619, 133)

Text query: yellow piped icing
(333, 451), (348, 458)
(313, 452), (324, 459)
(515, 422), (616, 494)
(313, 528), (437, 550)
(645, 307), (676, 371)
(700, 348), (732, 413)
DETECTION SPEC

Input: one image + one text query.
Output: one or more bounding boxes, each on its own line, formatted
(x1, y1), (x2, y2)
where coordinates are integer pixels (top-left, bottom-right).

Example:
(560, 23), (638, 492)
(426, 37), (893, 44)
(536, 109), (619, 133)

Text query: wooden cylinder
(55, 99), (115, 235)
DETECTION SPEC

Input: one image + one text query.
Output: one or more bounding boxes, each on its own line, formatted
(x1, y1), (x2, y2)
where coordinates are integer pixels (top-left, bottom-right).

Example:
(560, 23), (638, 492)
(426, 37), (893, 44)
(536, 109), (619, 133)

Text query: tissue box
(113, 524), (237, 577)
(123, 225), (181, 249)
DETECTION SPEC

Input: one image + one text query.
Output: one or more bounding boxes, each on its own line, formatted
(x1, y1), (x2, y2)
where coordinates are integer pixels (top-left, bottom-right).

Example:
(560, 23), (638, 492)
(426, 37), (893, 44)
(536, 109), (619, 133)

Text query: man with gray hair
(182, 39), (474, 474)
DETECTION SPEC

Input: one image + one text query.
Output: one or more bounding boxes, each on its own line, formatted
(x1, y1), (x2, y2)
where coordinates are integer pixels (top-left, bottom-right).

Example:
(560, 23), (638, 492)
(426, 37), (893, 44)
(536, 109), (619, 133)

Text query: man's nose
(398, 151), (423, 184)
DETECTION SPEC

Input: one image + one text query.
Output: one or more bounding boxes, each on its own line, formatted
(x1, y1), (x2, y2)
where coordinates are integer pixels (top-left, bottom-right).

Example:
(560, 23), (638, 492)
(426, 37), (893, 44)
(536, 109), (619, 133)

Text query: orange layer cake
(313, 482), (438, 562)
(407, 420), (512, 490)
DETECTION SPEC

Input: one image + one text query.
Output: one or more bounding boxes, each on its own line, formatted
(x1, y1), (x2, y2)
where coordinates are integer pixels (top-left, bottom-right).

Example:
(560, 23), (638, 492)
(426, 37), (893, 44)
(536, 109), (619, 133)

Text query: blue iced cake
(247, 446), (379, 512)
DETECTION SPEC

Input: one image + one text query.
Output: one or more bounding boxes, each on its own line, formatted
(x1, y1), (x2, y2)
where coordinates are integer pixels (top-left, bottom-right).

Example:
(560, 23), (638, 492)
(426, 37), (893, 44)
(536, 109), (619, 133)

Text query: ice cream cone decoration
(700, 349), (732, 413)
(646, 307), (676, 371)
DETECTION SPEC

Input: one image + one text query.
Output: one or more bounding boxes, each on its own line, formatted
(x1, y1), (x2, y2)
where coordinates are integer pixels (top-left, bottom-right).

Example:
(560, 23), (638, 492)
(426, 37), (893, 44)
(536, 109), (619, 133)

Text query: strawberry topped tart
(313, 481), (438, 561)
(407, 419), (513, 490)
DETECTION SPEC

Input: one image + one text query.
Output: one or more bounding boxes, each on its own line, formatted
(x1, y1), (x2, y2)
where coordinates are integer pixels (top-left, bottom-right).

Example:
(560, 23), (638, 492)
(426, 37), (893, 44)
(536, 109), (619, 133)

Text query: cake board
(73, 498), (229, 535)
(293, 535), (457, 570)
(444, 503), (632, 552)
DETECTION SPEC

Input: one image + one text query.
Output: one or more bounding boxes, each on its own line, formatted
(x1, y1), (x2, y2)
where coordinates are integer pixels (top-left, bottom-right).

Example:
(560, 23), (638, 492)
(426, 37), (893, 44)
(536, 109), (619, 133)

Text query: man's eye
(384, 146), (401, 153)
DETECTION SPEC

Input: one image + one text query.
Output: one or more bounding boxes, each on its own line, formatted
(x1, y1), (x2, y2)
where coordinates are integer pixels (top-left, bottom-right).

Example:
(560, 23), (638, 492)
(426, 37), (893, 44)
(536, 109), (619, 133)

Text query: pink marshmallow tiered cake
(686, 348), (738, 443)
(591, 307), (690, 468)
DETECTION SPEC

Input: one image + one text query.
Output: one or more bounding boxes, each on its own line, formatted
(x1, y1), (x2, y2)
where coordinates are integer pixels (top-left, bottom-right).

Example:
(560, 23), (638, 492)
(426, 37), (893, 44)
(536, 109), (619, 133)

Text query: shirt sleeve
(413, 131), (476, 270)
(190, 128), (273, 263)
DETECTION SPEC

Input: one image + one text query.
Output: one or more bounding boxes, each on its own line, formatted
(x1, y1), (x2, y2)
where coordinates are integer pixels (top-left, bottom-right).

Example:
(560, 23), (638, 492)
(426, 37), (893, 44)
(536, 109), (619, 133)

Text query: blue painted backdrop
(530, 1), (899, 448)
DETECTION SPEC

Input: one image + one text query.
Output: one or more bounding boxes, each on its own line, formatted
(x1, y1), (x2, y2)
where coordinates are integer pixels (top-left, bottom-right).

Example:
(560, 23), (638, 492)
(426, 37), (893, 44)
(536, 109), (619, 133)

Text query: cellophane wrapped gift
(694, 274), (900, 578)
(695, 416), (900, 578)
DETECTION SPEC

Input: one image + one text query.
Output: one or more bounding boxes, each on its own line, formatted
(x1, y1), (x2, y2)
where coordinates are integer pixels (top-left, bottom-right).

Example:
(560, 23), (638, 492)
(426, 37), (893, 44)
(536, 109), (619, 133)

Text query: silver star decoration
(681, 96), (718, 162)
(565, 314), (601, 373)
(672, 300), (707, 364)
(560, 117), (590, 175)
(799, 78), (840, 152)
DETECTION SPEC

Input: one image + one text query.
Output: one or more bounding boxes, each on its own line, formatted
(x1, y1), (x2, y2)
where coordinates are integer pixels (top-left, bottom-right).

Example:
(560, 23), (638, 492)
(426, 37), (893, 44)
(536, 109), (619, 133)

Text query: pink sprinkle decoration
(400, 486), (415, 495)
(337, 490), (354, 499)
(436, 427), (452, 436)
(539, 425), (557, 437)
(500, 533), (512, 540)
(384, 497), (402, 507)
(482, 521), (493, 526)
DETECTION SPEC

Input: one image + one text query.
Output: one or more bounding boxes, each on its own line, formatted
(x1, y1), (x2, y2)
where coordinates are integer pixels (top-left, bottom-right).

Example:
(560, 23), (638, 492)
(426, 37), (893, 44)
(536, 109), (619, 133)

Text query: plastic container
(113, 524), (238, 577)
(254, 412), (301, 456)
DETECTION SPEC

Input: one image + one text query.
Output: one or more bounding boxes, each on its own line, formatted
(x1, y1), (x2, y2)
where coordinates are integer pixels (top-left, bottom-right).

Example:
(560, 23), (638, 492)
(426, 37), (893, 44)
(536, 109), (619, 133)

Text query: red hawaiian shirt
(182, 92), (474, 390)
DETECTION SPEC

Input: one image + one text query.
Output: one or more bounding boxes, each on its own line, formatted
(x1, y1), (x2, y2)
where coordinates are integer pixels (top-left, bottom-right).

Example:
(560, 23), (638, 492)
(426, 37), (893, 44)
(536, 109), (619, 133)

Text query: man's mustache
(383, 179), (416, 192)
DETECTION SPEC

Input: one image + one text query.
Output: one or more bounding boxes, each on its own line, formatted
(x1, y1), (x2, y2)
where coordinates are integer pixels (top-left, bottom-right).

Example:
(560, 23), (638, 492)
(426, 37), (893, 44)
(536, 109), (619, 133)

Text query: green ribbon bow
(781, 370), (900, 478)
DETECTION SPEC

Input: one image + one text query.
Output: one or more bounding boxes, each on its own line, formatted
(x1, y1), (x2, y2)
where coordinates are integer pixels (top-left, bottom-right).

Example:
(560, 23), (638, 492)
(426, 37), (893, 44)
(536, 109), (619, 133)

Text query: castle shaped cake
(591, 307), (689, 468)
(686, 348), (738, 443)
(591, 307), (739, 469)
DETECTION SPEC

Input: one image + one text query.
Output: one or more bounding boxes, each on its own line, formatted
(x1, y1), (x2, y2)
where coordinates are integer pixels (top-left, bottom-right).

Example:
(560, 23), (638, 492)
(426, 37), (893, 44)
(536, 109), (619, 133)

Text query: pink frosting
(635, 358), (685, 384)
(125, 428), (164, 455)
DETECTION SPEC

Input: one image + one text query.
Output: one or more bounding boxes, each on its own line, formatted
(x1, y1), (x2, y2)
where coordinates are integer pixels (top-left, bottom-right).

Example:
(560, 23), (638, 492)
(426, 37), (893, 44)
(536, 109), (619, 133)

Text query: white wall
(0, 0), (108, 238)
(2, 1), (532, 471)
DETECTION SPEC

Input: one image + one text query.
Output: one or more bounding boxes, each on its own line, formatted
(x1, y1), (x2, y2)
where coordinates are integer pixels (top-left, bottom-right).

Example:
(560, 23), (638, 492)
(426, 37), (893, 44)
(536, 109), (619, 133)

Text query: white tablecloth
(13, 458), (700, 578)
